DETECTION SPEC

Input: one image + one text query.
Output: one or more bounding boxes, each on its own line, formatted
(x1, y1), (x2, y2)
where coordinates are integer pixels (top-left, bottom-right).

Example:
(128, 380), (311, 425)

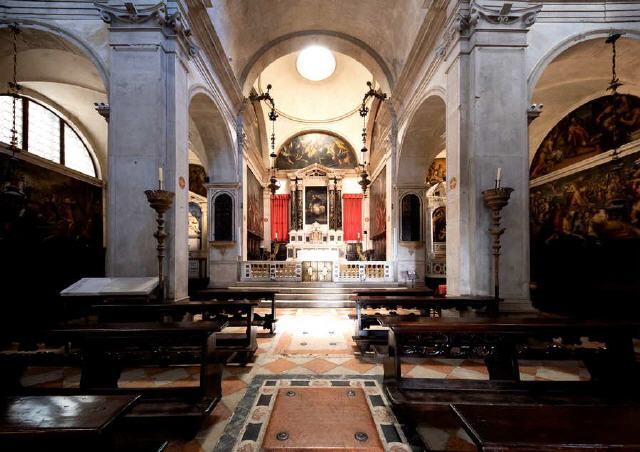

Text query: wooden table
(190, 288), (278, 333)
(451, 404), (640, 451)
(351, 295), (497, 352)
(382, 314), (640, 383)
(0, 394), (139, 451)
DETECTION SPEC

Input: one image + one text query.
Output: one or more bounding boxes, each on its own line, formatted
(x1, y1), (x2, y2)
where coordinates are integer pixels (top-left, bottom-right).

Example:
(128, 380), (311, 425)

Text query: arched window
(401, 194), (421, 241)
(213, 193), (233, 241)
(0, 94), (98, 178)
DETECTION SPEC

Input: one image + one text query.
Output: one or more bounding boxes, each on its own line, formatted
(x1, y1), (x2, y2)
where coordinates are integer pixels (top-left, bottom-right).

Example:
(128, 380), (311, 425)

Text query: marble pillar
(445, 2), (540, 307)
(98, 3), (193, 301)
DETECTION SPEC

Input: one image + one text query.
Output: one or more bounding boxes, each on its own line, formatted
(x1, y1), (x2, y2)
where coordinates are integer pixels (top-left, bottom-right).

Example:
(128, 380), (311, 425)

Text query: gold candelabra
(145, 189), (175, 303)
(482, 186), (513, 306)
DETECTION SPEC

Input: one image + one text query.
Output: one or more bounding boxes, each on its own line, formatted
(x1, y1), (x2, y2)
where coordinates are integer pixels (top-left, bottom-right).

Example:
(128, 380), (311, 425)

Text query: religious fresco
(432, 207), (446, 243)
(305, 186), (328, 225)
(530, 94), (640, 179)
(427, 158), (446, 186)
(189, 164), (207, 197)
(0, 156), (103, 325)
(530, 151), (640, 310)
(370, 167), (387, 238)
(246, 168), (263, 238)
(275, 132), (358, 170)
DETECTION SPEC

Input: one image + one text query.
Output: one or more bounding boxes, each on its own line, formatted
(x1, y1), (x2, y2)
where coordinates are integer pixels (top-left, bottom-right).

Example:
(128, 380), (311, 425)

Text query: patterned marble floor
(21, 308), (594, 451)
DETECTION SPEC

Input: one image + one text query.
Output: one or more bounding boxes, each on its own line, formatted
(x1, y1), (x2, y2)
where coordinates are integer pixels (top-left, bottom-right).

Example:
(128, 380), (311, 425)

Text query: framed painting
(305, 186), (328, 225)
(275, 131), (358, 170)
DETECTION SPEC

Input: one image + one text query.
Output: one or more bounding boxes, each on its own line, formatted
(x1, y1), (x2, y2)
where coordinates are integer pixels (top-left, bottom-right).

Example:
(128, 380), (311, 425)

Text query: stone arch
(274, 129), (358, 170)
(528, 33), (640, 163)
(188, 89), (237, 183)
(240, 30), (393, 96)
(397, 94), (446, 186)
(0, 22), (109, 174)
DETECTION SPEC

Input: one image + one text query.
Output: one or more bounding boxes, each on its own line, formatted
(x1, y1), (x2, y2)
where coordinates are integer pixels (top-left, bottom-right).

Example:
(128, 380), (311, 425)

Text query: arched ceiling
(0, 27), (107, 173)
(256, 51), (372, 157)
(398, 95), (446, 186)
(530, 37), (640, 162)
(208, 0), (428, 91)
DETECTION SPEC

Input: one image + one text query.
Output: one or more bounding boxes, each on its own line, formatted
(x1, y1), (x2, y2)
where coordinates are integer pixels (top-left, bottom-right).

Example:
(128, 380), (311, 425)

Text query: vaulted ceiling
(207, 0), (429, 91)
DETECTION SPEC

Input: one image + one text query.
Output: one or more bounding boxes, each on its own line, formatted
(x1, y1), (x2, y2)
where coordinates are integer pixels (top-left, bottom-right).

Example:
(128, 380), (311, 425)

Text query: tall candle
(159, 167), (164, 190)
(496, 167), (502, 189)
(275, 232), (278, 241)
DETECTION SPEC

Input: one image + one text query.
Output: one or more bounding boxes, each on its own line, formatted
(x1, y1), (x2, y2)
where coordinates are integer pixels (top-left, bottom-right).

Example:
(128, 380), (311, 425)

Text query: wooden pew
(190, 288), (278, 334)
(351, 295), (497, 353)
(451, 404), (640, 451)
(0, 394), (146, 452)
(0, 321), (225, 425)
(380, 314), (640, 420)
(93, 301), (259, 363)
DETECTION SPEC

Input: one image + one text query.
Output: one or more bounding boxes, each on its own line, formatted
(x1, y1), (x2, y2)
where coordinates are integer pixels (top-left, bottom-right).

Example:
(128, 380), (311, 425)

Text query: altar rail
(239, 261), (394, 282)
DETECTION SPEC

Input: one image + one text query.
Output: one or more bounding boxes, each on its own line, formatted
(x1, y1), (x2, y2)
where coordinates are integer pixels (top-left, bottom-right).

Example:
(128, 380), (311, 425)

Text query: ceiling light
(296, 46), (336, 82)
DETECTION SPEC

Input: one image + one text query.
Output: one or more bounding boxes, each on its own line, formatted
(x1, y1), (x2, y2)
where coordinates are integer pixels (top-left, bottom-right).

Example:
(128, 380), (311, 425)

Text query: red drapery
(343, 194), (363, 241)
(271, 194), (290, 241)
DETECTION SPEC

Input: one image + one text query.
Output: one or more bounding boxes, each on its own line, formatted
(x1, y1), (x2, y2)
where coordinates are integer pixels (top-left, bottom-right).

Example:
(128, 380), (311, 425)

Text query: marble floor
(21, 308), (595, 451)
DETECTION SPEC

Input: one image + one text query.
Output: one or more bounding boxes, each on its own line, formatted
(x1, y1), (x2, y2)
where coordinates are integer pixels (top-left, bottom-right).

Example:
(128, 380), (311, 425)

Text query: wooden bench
(190, 288), (278, 334)
(451, 404), (640, 451)
(0, 394), (149, 452)
(0, 321), (225, 425)
(93, 300), (259, 363)
(351, 295), (497, 352)
(380, 314), (640, 428)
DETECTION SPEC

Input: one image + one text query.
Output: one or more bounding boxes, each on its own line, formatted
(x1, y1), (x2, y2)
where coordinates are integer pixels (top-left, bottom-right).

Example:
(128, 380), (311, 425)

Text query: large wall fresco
(530, 151), (640, 311)
(246, 168), (263, 239)
(530, 94), (640, 179)
(275, 132), (358, 170)
(0, 156), (103, 328)
(189, 164), (207, 197)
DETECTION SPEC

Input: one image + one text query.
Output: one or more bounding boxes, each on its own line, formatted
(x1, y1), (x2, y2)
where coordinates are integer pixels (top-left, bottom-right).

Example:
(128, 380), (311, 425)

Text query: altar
(295, 248), (340, 261)
(286, 222), (347, 261)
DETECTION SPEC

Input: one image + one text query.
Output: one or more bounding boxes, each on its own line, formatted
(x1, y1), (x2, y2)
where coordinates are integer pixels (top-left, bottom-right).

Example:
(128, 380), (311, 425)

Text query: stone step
(275, 292), (352, 300)
(229, 282), (402, 289)
(261, 300), (355, 309)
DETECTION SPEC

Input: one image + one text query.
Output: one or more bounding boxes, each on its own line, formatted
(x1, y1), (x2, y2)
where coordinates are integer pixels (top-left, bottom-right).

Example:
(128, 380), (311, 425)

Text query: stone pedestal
(444, 1), (541, 306)
(99, 3), (193, 301)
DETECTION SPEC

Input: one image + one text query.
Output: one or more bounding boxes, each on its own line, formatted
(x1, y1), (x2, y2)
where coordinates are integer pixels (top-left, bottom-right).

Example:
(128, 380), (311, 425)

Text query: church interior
(1, 1), (640, 451)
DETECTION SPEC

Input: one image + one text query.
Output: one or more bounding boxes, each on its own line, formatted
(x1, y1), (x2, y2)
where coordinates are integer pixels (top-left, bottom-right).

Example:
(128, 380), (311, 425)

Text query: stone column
(289, 178), (297, 231)
(263, 187), (272, 247)
(328, 178), (336, 230)
(296, 179), (304, 230)
(98, 3), (195, 301)
(444, 1), (540, 307)
(336, 177), (343, 230)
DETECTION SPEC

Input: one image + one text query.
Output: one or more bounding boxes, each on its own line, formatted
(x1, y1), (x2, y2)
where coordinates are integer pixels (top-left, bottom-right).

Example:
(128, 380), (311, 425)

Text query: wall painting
(275, 132), (358, 170)
(305, 186), (328, 225)
(530, 94), (640, 179)
(246, 168), (263, 239)
(189, 164), (207, 197)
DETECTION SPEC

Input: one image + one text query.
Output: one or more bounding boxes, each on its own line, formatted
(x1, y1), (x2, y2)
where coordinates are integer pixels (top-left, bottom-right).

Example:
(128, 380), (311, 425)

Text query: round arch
(188, 89), (237, 183)
(240, 30), (394, 96)
(397, 94), (446, 186)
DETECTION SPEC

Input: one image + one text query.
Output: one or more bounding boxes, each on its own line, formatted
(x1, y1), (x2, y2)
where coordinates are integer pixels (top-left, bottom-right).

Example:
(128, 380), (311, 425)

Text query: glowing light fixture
(296, 46), (336, 81)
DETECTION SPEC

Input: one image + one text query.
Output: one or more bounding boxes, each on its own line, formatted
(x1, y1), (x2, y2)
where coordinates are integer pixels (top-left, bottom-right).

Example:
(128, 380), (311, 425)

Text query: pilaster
(444, 1), (540, 307)
(99, 1), (193, 301)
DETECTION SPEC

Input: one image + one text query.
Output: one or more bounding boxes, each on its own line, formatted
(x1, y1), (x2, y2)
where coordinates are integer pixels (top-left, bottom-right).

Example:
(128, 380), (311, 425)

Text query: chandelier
(250, 84), (280, 194)
(0, 23), (28, 222)
(357, 81), (387, 194)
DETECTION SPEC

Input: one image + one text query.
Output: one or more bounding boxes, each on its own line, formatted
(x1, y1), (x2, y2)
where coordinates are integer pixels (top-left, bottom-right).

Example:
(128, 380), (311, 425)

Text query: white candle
(158, 167), (164, 190)
(496, 167), (502, 189)
(275, 232), (278, 241)
(357, 232), (361, 240)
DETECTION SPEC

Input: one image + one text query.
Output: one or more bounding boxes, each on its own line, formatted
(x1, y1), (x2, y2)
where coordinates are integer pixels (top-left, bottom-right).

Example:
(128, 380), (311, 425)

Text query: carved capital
(527, 103), (543, 124)
(95, 2), (198, 57)
(470, 1), (542, 30)
(94, 102), (110, 122)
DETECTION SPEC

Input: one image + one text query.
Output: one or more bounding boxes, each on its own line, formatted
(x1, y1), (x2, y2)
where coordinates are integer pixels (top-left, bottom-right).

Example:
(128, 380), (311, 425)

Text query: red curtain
(271, 194), (290, 241)
(343, 194), (363, 241)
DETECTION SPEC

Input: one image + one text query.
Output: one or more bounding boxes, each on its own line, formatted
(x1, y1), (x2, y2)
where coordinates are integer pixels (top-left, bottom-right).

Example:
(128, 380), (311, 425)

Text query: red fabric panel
(271, 194), (290, 241)
(342, 194), (363, 241)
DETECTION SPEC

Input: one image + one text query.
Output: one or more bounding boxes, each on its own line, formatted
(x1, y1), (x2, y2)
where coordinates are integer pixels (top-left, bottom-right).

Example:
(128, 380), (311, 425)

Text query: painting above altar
(305, 186), (328, 224)
(275, 131), (358, 170)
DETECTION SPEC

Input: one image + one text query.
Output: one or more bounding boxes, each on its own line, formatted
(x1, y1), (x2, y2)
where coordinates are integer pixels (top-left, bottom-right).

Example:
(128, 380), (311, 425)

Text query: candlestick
(145, 188), (174, 303)
(482, 185), (513, 313)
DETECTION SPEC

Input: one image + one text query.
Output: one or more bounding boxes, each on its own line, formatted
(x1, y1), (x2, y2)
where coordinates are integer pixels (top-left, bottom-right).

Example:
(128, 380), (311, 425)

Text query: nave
(15, 307), (600, 452)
